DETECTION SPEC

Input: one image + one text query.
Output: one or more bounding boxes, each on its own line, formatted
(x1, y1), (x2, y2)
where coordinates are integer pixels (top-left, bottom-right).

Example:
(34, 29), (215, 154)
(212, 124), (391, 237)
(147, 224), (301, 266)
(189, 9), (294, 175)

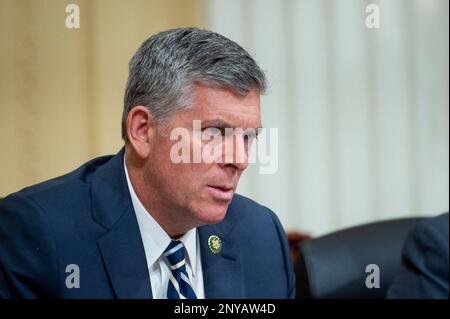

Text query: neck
(124, 148), (195, 238)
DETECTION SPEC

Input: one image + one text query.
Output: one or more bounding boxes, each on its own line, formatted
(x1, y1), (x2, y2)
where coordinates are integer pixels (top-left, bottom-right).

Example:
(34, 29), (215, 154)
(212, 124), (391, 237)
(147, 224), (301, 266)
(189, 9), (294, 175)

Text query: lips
(207, 185), (234, 201)
(209, 185), (233, 191)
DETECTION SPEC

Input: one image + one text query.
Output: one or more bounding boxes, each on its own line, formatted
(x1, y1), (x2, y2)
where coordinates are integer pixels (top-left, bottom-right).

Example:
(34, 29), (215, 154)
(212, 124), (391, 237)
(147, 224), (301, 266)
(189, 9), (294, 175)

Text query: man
(387, 212), (449, 299)
(0, 28), (295, 298)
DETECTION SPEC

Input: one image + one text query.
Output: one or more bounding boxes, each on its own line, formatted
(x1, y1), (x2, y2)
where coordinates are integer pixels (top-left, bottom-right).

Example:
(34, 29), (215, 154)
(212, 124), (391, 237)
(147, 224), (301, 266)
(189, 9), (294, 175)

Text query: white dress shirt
(123, 155), (205, 299)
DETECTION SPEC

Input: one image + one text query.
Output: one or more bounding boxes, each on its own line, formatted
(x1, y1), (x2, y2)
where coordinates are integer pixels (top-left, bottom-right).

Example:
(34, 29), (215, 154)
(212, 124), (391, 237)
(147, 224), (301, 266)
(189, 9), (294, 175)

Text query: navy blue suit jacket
(387, 213), (449, 299)
(0, 149), (295, 298)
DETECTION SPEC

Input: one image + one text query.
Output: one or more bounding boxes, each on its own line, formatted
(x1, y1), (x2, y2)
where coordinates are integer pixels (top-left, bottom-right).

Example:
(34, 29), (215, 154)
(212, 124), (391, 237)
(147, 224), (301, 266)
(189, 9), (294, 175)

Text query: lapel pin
(208, 235), (222, 254)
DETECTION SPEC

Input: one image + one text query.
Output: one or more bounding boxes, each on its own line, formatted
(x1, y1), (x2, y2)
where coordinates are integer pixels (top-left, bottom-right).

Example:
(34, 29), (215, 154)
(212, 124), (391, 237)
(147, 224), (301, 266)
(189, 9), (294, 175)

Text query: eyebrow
(201, 119), (263, 132)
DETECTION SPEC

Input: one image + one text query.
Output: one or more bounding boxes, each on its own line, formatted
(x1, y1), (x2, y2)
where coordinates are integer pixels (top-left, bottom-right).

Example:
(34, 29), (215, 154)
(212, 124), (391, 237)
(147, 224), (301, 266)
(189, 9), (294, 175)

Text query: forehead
(177, 85), (262, 128)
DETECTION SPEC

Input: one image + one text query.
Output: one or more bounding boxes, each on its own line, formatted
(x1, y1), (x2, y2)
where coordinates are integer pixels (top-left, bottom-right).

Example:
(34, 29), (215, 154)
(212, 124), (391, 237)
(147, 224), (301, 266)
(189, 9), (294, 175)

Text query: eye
(203, 127), (224, 137)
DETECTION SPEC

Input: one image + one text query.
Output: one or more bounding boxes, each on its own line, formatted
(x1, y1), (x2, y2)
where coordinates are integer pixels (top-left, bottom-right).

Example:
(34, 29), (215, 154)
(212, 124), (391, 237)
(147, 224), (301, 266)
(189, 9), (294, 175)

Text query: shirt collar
(123, 152), (198, 275)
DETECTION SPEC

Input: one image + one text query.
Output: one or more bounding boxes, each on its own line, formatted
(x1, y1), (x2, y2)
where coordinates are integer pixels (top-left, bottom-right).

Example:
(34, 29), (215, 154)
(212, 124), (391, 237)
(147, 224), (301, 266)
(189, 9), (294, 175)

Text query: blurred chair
(287, 231), (312, 267)
(295, 217), (425, 299)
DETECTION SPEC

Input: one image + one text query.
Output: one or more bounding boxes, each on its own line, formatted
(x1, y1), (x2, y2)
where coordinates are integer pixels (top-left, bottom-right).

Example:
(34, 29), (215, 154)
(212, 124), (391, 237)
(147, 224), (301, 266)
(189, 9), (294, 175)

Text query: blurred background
(0, 0), (448, 237)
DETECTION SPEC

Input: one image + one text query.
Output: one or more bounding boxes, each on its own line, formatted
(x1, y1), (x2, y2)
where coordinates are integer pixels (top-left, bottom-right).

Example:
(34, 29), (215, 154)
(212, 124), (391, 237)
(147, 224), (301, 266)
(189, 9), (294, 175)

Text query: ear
(126, 106), (155, 159)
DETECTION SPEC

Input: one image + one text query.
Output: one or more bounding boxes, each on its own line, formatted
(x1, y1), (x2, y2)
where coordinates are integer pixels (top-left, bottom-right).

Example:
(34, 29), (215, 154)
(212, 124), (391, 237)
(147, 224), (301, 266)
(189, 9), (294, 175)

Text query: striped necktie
(163, 240), (197, 299)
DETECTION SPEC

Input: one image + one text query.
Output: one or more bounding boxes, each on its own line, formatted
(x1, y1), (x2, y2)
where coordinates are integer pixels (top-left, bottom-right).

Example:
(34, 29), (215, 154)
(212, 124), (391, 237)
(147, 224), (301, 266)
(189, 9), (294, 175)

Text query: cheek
(163, 162), (210, 195)
(153, 136), (215, 196)
(167, 138), (213, 177)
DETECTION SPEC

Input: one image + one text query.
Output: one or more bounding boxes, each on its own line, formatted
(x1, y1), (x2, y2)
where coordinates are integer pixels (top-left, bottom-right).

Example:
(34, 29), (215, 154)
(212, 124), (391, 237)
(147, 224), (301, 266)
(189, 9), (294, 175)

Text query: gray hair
(122, 27), (267, 141)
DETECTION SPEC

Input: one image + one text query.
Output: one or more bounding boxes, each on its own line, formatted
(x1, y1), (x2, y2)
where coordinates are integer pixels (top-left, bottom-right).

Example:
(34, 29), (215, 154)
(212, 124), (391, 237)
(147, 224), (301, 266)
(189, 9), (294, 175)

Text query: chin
(197, 203), (229, 225)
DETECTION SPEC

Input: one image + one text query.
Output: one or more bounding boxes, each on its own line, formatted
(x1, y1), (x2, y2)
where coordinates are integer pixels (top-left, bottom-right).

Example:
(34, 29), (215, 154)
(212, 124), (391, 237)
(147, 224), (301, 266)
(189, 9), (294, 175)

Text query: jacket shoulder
(1, 154), (114, 210)
(228, 193), (286, 236)
(405, 212), (449, 257)
(230, 193), (277, 219)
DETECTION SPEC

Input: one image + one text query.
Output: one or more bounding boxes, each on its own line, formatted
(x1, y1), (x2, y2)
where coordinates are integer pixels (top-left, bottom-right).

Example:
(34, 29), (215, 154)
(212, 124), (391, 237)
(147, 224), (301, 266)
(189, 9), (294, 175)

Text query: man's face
(145, 85), (261, 229)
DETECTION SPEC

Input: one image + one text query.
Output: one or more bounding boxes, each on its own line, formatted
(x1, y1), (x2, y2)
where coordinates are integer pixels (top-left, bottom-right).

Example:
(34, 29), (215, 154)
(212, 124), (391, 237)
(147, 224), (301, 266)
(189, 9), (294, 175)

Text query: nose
(220, 134), (249, 171)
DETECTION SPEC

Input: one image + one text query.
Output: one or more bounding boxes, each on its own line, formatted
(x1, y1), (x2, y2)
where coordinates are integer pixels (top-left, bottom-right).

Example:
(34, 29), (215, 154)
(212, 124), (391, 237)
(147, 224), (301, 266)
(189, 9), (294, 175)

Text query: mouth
(207, 185), (234, 201)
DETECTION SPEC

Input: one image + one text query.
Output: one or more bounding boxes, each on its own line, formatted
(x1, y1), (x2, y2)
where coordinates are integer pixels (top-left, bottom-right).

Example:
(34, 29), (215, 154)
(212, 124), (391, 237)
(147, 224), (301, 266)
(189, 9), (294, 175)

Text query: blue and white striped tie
(163, 240), (197, 299)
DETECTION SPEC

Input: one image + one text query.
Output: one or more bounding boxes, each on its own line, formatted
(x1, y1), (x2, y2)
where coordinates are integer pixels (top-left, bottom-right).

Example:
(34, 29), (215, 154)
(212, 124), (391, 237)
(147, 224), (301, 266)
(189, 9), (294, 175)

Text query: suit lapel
(198, 203), (245, 298)
(96, 205), (152, 299)
(91, 148), (152, 299)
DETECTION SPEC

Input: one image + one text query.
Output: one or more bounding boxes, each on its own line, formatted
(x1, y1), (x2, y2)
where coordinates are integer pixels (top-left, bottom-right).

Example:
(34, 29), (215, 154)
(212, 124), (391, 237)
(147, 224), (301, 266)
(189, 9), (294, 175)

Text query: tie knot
(163, 240), (186, 272)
